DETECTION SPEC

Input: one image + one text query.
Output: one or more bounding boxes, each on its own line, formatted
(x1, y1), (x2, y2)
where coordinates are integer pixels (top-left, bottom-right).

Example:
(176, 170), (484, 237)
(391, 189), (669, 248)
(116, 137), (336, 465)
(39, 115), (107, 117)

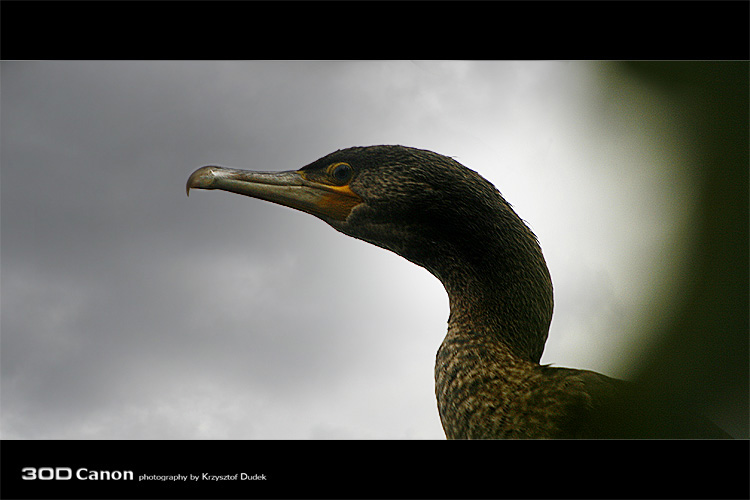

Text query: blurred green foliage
(615, 62), (748, 438)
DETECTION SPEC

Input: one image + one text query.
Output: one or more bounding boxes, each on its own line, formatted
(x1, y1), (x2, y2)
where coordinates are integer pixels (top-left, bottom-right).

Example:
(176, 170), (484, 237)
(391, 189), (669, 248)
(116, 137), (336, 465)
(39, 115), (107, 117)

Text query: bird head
(187, 145), (516, 274)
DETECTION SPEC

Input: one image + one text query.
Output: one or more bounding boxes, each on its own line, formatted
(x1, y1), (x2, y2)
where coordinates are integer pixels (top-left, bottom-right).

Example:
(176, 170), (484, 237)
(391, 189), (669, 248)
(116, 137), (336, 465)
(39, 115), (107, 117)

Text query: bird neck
(429, 212), (553, 364)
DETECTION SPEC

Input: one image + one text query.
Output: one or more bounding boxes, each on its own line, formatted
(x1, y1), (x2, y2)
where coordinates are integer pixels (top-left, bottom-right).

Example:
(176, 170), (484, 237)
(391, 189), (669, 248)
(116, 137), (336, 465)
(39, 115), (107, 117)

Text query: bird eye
(329, 162), (353, 184)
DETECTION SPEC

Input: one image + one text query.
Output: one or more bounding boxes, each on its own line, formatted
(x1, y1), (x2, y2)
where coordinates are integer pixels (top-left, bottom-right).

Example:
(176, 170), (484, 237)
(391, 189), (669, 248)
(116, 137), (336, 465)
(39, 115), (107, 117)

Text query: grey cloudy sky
(0, 61), (729, 439)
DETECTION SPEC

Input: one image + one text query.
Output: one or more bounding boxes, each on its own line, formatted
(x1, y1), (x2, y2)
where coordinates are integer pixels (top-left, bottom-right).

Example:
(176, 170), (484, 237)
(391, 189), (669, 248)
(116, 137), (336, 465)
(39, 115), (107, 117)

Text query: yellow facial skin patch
(312, 182), (361, 220)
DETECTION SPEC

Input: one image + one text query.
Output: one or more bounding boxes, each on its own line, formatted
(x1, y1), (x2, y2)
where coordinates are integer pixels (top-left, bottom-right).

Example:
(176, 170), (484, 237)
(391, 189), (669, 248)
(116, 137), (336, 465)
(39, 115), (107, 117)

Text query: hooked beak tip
(186, 166), (219, 197)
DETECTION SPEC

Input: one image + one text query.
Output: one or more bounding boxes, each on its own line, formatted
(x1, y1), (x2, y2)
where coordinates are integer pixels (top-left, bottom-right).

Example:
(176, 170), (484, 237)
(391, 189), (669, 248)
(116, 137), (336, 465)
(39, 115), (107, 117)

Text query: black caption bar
(1, 440), (748, 499)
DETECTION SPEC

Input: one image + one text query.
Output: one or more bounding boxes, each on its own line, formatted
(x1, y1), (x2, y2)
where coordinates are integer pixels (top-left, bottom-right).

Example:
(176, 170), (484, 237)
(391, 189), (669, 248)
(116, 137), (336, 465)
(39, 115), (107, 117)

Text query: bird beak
(186, 166), (362, 221)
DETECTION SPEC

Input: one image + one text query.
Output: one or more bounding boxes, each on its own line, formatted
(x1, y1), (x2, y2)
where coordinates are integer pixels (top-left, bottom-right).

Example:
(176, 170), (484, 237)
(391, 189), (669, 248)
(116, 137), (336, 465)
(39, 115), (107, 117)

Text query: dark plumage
(187, 145), (730, 439)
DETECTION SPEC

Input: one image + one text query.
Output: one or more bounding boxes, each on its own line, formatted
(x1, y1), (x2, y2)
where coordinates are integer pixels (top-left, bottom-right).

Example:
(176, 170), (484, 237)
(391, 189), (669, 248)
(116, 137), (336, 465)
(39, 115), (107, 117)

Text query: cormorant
(186, 145), (729, 439)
